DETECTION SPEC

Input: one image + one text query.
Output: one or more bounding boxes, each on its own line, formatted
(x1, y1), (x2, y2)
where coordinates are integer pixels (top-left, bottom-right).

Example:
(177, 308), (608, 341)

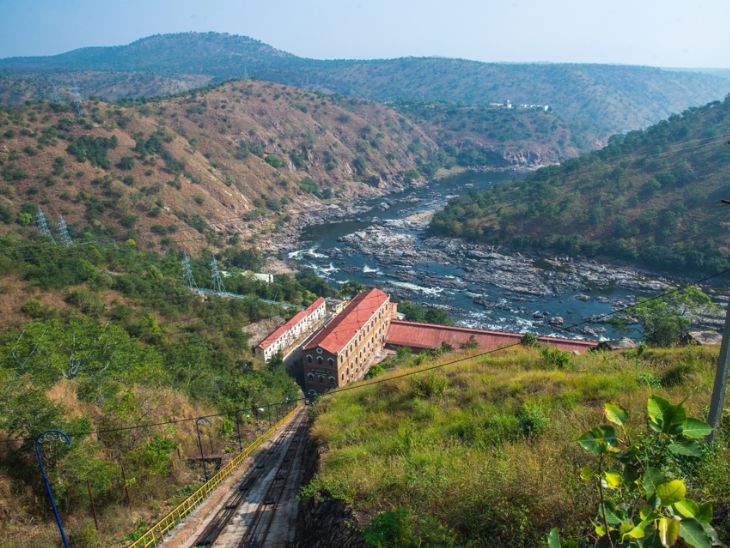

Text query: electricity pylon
(35, 208), (55, 243)
(57, 215), (72, 247)
(210, 255), (225, 293)
(182, 253), (198, 290)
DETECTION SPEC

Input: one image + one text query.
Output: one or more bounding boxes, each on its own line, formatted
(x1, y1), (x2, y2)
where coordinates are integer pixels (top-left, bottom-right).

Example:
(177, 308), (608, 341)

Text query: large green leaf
(655, 480), (686, 506)
(679, 518), (711, 548)
(579, 465), (594, 481)
(546, 527), (561, 548)
(622, 520), (648, 540)
(674, 499), (700, 519)
(658, 516), (680, 547)
(680, 419), (713, 439)
(643, 467), (667, 497)
(604, 402), (629, 426)
(601, 501), (624, 525)
(669, 440), (703, 457)
(604, 471), (622, 489)
(577, 425), (618, 455)
(647, 395), (686, 435)
(697, 503), (713, 525)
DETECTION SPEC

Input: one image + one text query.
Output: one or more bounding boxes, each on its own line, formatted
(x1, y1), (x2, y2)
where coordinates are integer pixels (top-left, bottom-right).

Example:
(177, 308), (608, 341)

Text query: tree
(550, 397), (718, 547)
(630, 286), (714, 346)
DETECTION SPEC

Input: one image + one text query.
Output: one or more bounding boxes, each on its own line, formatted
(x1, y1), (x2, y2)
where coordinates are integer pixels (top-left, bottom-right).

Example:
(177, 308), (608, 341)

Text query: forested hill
(0, 80), (439, 249)
(2, 32), (730, 136)
(430, 95), (730, 274)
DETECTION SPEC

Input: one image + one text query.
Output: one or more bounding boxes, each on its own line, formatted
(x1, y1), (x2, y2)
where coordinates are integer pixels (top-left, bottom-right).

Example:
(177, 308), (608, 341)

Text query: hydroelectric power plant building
(302, 288), (395, 396)
(255, 287), (597, 398)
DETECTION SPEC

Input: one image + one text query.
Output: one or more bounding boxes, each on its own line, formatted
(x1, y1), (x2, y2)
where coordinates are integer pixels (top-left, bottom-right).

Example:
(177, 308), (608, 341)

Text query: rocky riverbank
(273, 171), (726, 338)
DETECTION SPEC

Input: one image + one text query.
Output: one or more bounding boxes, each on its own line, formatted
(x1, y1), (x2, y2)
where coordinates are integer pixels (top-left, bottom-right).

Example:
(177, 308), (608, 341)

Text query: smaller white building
(255, 297), (326, 362)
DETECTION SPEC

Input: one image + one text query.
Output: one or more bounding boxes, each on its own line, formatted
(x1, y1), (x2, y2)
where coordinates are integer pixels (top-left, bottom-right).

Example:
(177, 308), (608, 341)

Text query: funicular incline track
(192, 408), (308, 547)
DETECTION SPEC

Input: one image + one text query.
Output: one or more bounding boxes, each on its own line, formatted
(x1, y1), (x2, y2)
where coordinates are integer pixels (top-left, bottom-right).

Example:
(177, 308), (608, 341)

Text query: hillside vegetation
(431, 95), (730, 273)
(394, 100), (601, 167)
(0, 80), (439, 250)
(307, 344), (730, 546)
(2, 32), (729, 137)
(0, 231), (334, 544)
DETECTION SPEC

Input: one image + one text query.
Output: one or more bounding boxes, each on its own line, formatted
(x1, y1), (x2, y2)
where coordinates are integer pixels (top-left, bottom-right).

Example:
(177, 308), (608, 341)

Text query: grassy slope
(0, 80), (438, 250)
(308, 345), (730, 545)
(430, 95), (730, 273)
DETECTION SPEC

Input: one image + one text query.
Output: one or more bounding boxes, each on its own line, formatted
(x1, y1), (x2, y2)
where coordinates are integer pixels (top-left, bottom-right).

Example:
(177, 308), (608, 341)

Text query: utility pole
(708, 194), (730, 440)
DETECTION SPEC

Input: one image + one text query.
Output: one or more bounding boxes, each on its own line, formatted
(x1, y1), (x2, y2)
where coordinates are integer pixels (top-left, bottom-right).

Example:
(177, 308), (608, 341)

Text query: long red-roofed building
(254, 297), (326, 362)
(303, 288), (395, 395)
(385, 320), (598, 353)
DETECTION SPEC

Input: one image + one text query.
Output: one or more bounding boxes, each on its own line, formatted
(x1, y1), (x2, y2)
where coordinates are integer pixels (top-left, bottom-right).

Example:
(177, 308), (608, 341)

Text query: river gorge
(282, 171), (724, 341)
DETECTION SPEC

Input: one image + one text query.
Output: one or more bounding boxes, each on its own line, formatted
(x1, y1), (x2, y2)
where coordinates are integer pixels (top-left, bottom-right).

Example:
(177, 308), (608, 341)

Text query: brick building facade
(302, 288), (394, 396)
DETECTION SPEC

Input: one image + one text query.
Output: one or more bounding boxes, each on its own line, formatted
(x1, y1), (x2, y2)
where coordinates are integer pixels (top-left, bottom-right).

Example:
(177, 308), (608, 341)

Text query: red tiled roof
(304, 288), (389, 354)
(257, 297), (326, 350)
(385, 320), (597, 352)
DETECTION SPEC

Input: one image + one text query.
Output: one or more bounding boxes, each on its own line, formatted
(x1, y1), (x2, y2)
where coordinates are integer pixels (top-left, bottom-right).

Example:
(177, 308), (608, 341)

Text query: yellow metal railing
(128, 405), (301, 547)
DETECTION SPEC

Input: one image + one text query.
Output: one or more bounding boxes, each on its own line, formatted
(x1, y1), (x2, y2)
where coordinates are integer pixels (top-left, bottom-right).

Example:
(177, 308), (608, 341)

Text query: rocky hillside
(2, 32), (729, 136)
(430, 96), (730, 273)
(395, 101), (602, 167)
(0, 80), (438, 249)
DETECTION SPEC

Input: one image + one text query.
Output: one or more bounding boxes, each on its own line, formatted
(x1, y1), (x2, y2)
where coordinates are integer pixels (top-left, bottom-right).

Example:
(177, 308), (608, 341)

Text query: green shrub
(67, 135), (117, 168)
(365, 364), (385, 379)
(362, 509), (455, 547)
(264, 154), (285, 168)
(517, 403), (550, 438)
(660, 361), (694, 387)
(540, 346), (572, 369)
(20, 298), (54, 319)
(412, 372), (448, 398)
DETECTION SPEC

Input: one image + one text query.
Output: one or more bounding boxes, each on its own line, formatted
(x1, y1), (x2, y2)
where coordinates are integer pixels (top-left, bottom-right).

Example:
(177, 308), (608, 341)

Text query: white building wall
(258, 301), (326, 363)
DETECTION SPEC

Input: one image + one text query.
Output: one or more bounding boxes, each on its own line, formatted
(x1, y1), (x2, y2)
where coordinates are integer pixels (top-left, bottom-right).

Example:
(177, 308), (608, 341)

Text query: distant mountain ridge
(2, 32), (730, 136)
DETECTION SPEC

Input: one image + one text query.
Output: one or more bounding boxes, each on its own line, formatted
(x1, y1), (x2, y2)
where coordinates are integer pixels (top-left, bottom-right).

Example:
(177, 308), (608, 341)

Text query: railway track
(192, 408), (308, 547)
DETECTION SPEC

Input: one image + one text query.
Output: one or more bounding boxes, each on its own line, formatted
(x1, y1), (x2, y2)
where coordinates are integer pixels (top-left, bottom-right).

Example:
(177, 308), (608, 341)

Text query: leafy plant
(551, 396), (718, 547)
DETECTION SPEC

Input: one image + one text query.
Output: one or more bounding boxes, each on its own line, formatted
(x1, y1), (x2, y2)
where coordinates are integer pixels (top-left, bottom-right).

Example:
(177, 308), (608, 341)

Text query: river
(285, 171), (713, 341)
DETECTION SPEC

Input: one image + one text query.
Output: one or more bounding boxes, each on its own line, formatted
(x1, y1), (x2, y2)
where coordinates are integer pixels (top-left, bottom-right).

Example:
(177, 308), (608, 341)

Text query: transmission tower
(35, 208), (55, 243)
(182, 253), (198, 290)
(210, 255), (225, 293)
(68, 77), (85, 117)
(57, 215), (73, 247)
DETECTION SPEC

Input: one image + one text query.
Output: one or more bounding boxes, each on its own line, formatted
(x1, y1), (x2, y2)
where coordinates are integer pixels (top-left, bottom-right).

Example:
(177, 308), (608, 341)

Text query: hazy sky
(1, 0), (729, 67)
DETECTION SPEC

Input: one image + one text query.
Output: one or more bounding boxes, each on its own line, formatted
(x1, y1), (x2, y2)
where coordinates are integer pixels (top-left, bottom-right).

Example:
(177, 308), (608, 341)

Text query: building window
(328, 357), (334, 366)
(316, 347), (323, 354)
(317, 356), (323, 364)
(307, 373), (314, 381)
(341, 372), (345, 380)
(306, 355), (312, 363)
(329, 376), (336, 386)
